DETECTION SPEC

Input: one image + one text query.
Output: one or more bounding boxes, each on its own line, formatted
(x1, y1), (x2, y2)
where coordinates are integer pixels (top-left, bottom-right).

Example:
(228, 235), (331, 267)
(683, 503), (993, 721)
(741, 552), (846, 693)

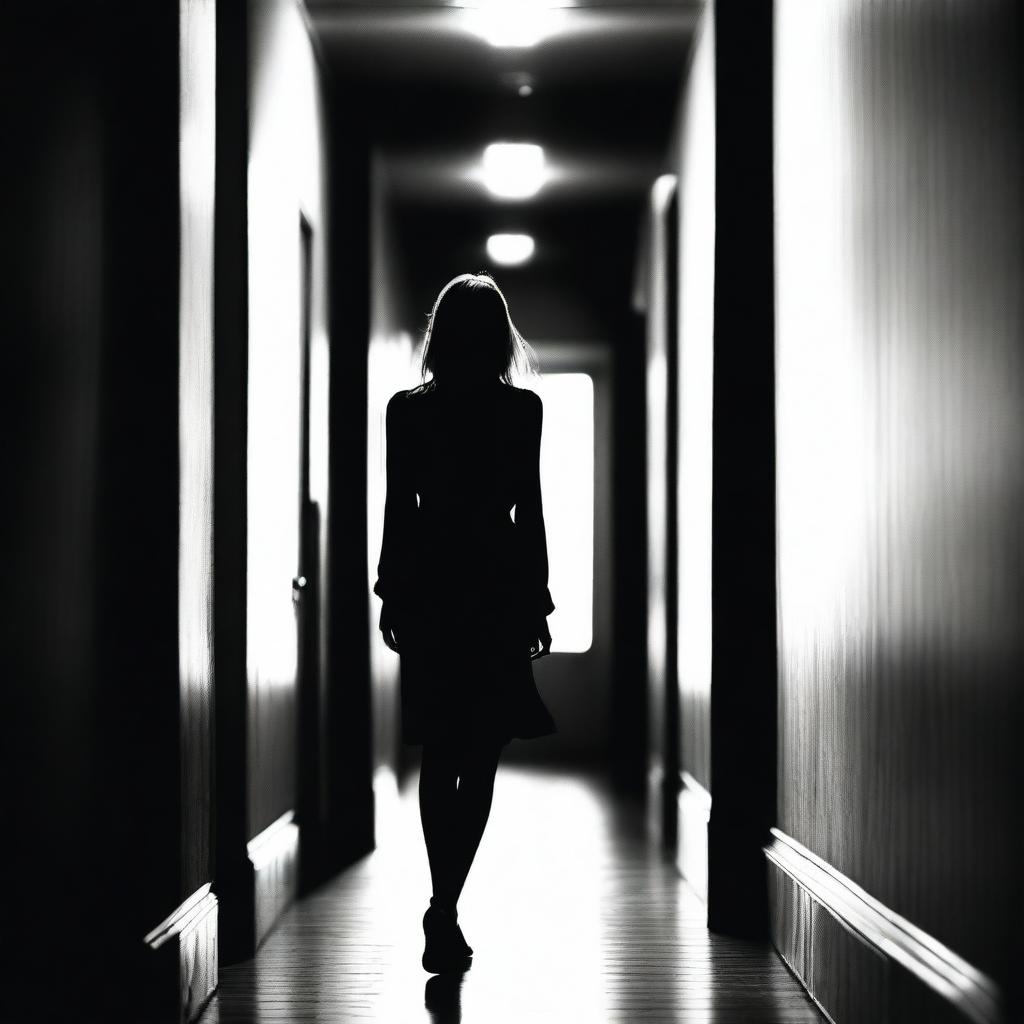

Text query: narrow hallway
(7, 1), (1023, 1021)
(201, 770), (822, 1023)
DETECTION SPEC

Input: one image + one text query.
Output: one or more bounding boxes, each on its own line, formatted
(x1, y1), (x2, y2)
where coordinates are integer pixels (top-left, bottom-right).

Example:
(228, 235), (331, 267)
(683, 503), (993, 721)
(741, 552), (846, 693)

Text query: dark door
(294, 215), (323, 883)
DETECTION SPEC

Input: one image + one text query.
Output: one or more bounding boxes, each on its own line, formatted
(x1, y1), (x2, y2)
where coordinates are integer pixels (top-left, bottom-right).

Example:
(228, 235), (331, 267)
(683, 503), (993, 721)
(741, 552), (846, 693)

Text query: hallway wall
(245, 0), (330, 844)
(4, 11), (112, 1011)
(3, 2), (219, 1017)
(772, 1), (1023, 1019)
(672, 2), (715, 831)
(180, 0), (218, 921)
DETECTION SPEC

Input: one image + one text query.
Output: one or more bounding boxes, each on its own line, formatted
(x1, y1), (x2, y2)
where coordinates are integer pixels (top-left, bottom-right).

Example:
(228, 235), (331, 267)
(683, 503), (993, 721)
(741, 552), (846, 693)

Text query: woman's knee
(456, 740), (503, 784)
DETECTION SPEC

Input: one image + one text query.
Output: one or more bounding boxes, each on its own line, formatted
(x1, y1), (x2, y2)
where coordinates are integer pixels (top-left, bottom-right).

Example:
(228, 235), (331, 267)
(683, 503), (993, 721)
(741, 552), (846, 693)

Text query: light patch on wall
(245, 0), (327, 690)
(774, 0), (870, 644)
(676, 8), (715, 719)
(525, 372), (594, 654)
(308, 329), (330, 507)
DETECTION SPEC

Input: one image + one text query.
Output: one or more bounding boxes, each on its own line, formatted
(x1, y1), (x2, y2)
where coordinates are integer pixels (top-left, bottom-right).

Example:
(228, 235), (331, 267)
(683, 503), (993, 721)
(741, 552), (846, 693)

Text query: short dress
(373, 380), (557, 746)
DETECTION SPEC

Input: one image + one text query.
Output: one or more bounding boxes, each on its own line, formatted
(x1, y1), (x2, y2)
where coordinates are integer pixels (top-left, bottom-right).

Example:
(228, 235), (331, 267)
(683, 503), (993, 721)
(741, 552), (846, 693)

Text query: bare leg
(448, 739), (504, 909)
(419, 743), (460, 909)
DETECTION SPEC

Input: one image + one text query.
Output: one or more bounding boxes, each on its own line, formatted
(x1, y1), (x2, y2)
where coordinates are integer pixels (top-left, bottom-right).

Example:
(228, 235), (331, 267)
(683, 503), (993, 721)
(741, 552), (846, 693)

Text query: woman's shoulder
(386, 383), (434, 413)
(502, 383), (543, 419)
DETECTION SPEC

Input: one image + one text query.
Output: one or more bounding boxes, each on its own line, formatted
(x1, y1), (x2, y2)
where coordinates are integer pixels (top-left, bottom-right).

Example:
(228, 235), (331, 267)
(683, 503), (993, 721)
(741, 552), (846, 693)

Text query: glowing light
(486, 232), (535, 266)
(461, 0), (567, 48)
(482, 142), (546, 199)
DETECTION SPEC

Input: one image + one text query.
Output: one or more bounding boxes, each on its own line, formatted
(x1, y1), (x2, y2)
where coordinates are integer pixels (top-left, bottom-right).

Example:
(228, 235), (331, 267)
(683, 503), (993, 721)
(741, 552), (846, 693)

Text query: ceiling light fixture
(487, 233), (536, 266)
(461, 1), (567, 49)
(482, 143), (546, 199)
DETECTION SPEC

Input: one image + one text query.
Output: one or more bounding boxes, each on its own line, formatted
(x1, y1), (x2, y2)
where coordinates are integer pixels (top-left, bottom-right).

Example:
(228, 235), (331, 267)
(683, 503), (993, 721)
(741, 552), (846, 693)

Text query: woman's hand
(379, 604), (399, 653)
(529, 618), (552, 660)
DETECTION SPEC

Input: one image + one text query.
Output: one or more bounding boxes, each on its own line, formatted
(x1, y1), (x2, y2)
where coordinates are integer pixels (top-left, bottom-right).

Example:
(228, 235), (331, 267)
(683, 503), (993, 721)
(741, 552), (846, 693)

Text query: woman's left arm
(516, 391), (554, 658)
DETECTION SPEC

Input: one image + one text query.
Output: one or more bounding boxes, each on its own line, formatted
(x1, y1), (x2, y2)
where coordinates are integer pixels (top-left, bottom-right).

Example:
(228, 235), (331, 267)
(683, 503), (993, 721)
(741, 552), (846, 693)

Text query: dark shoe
(422, 902), (473, 974)
(427, 898), (473, 955)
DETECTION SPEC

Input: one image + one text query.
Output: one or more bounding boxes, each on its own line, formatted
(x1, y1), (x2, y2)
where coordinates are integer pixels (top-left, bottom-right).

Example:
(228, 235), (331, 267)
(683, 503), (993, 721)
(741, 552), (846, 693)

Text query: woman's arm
(374, 391), (415, 650)
(516, 391), (555, 656)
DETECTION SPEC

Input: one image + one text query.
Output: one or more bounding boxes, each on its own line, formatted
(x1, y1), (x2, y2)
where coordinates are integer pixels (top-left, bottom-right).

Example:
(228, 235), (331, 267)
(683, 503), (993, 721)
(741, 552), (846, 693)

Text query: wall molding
(248, 810), (300, 948)
(144, 884), (218, 1022)
(766, 829), (1002, 1024)
(678, 771), (710, 903)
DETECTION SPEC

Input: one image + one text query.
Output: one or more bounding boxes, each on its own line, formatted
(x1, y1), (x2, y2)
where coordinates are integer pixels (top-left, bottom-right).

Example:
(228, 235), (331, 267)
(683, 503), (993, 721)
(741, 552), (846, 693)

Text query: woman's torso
(397, 381), (535, 631)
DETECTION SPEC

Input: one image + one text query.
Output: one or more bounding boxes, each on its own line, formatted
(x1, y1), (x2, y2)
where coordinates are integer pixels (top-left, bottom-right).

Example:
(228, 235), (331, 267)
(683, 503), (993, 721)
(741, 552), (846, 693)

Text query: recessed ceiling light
(460, 1), (567, 49)
(500, 70), (535, 96)
(487, 233), (536, 266)
(482, 143), (546, 199)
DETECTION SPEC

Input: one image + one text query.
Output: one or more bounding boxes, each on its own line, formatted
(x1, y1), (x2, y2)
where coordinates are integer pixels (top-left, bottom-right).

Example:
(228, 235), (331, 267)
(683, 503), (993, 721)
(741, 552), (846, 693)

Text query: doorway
(295, 214), (324, 884)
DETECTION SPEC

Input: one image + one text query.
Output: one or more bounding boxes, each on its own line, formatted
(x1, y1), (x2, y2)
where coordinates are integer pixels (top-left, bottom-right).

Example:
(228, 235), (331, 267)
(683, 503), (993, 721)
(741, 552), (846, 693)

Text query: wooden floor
(200, 768), (823, 1023)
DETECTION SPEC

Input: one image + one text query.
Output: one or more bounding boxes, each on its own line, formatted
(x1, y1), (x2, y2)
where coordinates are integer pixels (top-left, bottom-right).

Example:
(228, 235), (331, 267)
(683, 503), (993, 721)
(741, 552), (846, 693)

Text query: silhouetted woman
(374, 273), (556, 974)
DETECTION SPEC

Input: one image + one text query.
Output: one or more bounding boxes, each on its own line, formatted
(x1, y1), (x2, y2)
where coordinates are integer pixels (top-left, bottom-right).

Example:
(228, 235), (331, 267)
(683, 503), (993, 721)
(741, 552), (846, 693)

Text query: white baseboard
(248, 810), (300, 949)
(678, 771), (710, 902)
(144, 883), (218, 1022)
(766, 829), (1002, 1024)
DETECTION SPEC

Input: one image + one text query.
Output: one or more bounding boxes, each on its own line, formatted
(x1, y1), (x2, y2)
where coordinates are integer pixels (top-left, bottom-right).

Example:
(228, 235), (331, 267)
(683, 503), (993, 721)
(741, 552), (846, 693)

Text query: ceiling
(309, 4), (697, 88)
(306, 1), (698, 335)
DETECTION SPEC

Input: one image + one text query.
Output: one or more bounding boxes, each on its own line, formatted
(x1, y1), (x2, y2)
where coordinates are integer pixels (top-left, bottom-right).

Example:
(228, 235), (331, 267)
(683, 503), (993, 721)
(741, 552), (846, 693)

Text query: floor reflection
(425, 970), (466, 1024)
(202, 767), (822, 1023)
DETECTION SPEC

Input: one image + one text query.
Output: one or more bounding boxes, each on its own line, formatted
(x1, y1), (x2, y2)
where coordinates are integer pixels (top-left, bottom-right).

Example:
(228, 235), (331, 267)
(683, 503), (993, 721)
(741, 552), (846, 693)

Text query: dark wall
(3, 14), (109, 1006)
(609, 307), (649, 795)
(2, 1), (216, 1015)
(325, 103), (376, 861)
(706, 1), (777, 939)
(662, 1), (777, 934)
(774, 0), (1023, 994)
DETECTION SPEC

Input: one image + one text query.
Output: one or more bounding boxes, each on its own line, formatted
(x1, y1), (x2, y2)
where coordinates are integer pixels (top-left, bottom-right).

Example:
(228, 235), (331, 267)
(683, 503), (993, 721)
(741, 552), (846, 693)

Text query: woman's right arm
(375, 391), (415, 651)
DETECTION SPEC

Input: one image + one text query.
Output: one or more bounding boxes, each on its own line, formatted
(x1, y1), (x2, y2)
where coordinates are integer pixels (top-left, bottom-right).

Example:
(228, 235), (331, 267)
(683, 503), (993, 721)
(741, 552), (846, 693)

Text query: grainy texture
(775, 0), (1023, 993)
(199, 770), (823, 1023)
(769, 860), (889, 1024)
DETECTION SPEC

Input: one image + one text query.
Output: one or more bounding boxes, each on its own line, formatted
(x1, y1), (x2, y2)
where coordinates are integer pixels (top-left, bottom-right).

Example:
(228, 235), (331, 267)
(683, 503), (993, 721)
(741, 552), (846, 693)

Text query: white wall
(246, 0), (331, 835)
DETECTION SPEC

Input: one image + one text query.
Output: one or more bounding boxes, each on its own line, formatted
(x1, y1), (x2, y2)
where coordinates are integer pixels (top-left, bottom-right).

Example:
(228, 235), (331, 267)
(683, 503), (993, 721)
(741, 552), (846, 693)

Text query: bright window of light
(526, 373), (594, 653)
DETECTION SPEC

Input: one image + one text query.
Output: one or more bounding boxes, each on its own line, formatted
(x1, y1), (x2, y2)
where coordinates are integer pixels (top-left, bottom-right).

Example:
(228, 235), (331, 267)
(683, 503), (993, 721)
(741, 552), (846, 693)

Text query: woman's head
(421, 273), (534, 385)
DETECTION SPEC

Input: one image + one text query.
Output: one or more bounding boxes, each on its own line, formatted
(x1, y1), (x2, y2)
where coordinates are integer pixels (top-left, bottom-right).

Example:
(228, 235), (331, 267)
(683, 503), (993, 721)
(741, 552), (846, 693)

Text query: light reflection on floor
(203, 767), (822, 1023)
